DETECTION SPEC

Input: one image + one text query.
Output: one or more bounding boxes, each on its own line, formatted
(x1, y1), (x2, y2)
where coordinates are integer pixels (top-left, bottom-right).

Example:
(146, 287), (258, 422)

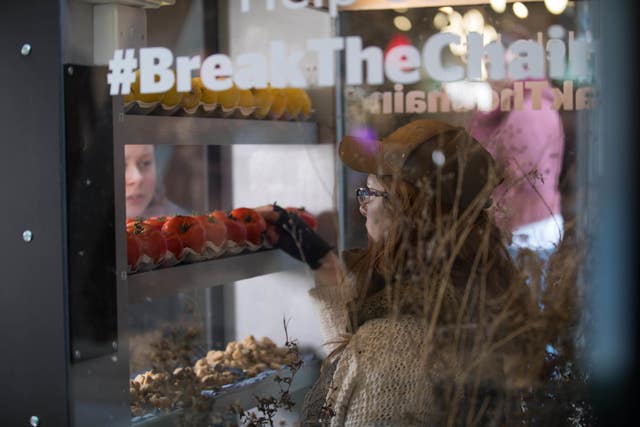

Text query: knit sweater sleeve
(308, 256), (355, 351)
(328, 318), (433, 426)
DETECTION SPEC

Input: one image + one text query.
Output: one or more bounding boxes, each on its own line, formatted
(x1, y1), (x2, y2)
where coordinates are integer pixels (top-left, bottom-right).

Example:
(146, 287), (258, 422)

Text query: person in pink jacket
(468, 81), (565, 250)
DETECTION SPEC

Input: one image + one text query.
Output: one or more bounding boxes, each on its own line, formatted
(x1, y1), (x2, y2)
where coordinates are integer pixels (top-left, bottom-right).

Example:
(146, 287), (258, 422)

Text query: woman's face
(360, 174), (393, 243)
(125, 144), (157, 218)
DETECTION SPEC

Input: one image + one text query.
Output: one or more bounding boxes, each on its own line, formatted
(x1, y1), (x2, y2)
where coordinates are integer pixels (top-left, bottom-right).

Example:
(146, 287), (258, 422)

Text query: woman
(125, 144), (190, 374)
(467, 19), (565, 250)
(260, 119), (566, 426)
(125, 144), (185, 218)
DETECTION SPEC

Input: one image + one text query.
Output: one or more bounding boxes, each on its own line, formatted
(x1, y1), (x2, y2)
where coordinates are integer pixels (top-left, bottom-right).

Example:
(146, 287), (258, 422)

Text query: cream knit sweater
(308, 278), (435, 426)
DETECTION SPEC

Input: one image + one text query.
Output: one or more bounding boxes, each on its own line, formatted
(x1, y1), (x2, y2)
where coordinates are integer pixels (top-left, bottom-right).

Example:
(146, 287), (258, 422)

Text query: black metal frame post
(0, 1), (69, 425)
(591, 1), (639, 425)
(65, 64), (130, 427)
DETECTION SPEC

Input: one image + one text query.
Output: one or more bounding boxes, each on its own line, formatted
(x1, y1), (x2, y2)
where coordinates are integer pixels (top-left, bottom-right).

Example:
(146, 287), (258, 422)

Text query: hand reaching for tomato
(285, 207), (317, 230)
(255, 205), (319, 245)
(255, 204), (330, 269)
(253, 205), (283, 245)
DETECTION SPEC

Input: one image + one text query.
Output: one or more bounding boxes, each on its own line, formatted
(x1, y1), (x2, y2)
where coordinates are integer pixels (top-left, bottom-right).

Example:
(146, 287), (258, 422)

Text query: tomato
(163, 231), (184, 258)
(127, 230), (142, 269)
(229, 207), (266, 245)
(285, 207), (318, 231)
(132, 222), (167, 264)
(195, 215), (227, 247)
(143, 216), (170, 231)
(161, 215), (206, 254)
(212, 210), (247, 246)
(127, 217), (143, 231)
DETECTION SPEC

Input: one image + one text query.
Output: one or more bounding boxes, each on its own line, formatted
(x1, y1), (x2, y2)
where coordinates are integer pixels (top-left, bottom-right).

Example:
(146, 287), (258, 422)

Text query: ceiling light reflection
(394, 16), (412, 32)
(490, 0), (507, 13)
(544, 0), (568, 15)
(433, 12), (449, 29)
(463, 9), (484, 33)
(513, 2), (529, 19)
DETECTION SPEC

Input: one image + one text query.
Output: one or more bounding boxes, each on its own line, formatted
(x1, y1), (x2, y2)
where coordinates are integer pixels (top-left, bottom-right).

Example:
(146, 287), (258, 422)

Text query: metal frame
(589, 0), (638, 424)
(127, 250), (300, 303)
(120, 114), (319, 145)
(0, 1), (70, 425)
(64, 63), (322, 426)
(1, 1), (323, 425)
(65, 65), (130, 427)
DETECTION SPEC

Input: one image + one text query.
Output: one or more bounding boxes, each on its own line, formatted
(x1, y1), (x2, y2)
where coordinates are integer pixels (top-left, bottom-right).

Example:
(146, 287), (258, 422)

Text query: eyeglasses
(356, 186), (388, 205)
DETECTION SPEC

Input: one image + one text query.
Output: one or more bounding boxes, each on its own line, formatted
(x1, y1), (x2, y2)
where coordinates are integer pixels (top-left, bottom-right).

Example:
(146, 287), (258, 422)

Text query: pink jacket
(468, 84), (564, 231)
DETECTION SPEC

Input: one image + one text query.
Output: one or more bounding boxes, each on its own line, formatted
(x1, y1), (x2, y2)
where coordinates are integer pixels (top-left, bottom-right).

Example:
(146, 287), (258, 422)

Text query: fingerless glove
(272, 204), (332, 270)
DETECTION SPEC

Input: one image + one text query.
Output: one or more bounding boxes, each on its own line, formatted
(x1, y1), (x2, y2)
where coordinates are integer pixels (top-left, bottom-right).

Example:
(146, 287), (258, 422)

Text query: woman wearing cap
(259, 119), (547, 426)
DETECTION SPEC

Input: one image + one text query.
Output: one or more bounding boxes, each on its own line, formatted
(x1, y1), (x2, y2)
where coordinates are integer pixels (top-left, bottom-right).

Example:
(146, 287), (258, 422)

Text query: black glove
(271, 204), (332, 270)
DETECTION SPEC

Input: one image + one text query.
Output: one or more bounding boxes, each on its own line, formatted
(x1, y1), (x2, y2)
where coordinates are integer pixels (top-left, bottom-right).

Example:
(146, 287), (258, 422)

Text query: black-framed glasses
(356, 186), (388, 205)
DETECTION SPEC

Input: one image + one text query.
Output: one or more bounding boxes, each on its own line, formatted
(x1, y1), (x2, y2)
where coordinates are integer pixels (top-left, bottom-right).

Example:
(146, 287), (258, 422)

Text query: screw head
(74, 349), (81, 360)
(22, 230), (33, 242)
(67, 66), (74, 75)
(21, 44), (32, 56)
(30, 415), (39, 426)
(111, 355), (118, 363)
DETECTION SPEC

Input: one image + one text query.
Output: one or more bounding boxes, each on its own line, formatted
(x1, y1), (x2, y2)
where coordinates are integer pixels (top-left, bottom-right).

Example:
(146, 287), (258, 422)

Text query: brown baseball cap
(339, 119), (499, 211)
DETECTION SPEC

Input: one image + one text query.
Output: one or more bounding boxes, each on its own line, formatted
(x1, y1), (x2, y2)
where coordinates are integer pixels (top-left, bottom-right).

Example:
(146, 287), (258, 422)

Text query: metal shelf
(207, 354), (320, 413)
(132, 355), (320, 426)
(127, 250), (302, 303)
(120, 114), (318, 146)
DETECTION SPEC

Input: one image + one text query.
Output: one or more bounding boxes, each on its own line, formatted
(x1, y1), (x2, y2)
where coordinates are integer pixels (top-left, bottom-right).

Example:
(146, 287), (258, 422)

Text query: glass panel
(59, 0), (611, 425)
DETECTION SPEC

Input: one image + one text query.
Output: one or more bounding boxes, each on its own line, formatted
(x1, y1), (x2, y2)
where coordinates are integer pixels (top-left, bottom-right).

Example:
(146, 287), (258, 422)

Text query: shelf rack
(127, 250), (302, 304)
(132, 355), (320, 426)
(120, 115), (319, 146)
(119, 110), (322, 424)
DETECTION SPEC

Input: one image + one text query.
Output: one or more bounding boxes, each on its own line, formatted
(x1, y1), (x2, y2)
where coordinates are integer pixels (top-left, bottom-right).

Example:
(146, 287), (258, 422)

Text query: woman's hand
(253, 204), (283, 246)
(254, 203), (332, 270)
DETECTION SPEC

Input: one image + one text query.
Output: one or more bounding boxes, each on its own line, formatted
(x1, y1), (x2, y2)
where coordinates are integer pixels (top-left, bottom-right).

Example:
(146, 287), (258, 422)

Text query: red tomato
(126, 217), (143, 232)
(161, 215), (206, 254)
(132, 222), (167, 264)
(163, 231), (184, 258)
(127, 230), (142, 269)
(229, 207), (266, 245)
(285, 207), (318, 231)
(212, 210), (247, 246)
(143, 216), (169, 231)
(195, 215), (227, 247)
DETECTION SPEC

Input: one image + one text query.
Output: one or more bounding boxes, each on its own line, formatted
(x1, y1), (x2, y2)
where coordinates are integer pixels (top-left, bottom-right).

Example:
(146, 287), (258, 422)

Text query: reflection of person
(259, 120), (540, 425)
(126, 144), (190, 373)
(125, 144), (186, 218)
(467, 18), (565, 250)
(468, 82), (564, 250)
